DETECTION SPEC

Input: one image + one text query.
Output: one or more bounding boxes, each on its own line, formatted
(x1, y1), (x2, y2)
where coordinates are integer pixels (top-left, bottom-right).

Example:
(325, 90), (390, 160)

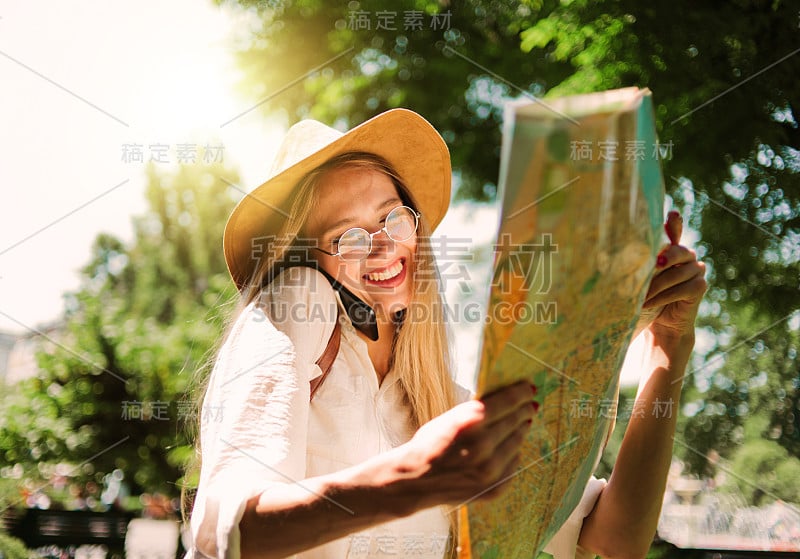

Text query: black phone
(314, 267), (379, 341)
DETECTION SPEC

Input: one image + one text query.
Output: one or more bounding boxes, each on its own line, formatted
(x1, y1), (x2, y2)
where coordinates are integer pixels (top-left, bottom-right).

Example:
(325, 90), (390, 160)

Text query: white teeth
(367, 260), (403, 282)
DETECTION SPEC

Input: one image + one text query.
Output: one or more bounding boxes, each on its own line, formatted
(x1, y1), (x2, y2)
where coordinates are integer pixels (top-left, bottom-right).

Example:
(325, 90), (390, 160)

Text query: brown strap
(310, 318), (342, 402)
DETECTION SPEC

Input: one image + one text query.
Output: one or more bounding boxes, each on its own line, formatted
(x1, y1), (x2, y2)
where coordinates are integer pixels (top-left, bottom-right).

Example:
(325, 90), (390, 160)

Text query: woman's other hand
(642, 211), (707, 340)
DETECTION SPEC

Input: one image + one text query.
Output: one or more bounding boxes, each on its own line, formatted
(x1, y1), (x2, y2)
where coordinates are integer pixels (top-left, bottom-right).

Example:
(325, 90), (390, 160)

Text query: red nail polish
(531, 384), (538, 395)
(657, 255), (667, 267)
(526, 418), (533, 425)
(532, 401), (540, 412)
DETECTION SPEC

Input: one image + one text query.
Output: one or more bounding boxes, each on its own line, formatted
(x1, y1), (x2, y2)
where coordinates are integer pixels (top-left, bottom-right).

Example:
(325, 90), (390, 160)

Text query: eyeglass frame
(313, 205), (421, 261)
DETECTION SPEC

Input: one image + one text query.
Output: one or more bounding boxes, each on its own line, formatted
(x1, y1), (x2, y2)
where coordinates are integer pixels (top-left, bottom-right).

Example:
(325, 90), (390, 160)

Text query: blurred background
(0, 0), (798, 557)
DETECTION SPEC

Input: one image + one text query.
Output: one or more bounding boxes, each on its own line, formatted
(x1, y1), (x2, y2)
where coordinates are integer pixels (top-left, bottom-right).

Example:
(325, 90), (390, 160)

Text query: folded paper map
(459, 87), (666, 558)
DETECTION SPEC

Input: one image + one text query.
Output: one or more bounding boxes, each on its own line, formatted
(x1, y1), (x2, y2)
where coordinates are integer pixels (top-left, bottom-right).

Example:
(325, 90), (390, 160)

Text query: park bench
(4, 508), (131, 556)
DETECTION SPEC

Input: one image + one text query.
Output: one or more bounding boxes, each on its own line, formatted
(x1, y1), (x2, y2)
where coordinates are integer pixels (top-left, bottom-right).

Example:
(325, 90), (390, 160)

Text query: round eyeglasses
(315, 205), (421, 261)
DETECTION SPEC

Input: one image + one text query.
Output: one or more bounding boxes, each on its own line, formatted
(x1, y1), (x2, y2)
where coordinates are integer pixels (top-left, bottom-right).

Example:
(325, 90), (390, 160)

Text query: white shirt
(189, 266), (605, 559)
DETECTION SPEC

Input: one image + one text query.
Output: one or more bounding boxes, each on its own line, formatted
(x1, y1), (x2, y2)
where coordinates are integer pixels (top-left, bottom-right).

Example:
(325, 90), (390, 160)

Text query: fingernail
(531, 384), (538, 395)
(531, 401), (540, 412)
(526, 418), (533, 425)
(657, 255), (667, 267)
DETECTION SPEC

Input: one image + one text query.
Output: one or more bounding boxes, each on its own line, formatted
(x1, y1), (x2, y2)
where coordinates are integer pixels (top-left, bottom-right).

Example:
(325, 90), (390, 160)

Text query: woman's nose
(370, 228), (394, 254)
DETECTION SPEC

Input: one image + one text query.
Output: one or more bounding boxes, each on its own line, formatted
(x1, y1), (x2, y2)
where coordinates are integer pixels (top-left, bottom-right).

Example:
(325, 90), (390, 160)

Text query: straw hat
(223, 108), (452, 289)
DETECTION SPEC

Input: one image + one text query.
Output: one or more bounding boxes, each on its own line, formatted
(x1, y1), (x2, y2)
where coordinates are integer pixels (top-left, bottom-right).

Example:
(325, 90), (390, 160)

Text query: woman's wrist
(321, 446), (431, 523)
(643, 326), (695, 382)
(646, 324), (695, 353)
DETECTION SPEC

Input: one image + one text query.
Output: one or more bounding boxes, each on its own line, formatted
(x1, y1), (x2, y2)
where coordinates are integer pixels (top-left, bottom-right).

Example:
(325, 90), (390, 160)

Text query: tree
(0, 162), (239, 504)
(722, 438), (800, 505)
(678, 303), (800, 474)
(220, 0), (799, 474)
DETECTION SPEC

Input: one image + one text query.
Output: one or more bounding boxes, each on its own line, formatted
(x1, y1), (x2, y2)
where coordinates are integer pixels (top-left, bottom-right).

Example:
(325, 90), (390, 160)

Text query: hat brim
(223, 108), (452, 289)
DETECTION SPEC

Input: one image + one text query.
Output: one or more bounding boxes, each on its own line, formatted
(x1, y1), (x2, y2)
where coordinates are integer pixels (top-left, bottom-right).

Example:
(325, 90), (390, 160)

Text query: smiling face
(305, 165), (417, 320)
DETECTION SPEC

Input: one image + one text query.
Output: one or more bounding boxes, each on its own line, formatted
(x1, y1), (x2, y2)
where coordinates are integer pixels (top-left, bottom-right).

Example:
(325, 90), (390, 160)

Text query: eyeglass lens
(338, 206), (418, 260)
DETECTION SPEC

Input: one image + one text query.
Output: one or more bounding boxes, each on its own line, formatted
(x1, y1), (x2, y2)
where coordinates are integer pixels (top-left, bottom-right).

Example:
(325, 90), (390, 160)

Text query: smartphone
(313, 267), (379, 341)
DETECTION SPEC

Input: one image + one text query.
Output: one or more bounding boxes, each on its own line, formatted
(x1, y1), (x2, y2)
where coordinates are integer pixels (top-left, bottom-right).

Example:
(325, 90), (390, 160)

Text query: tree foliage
(722, 437), (800, 505)
(0, 163), (239, 503)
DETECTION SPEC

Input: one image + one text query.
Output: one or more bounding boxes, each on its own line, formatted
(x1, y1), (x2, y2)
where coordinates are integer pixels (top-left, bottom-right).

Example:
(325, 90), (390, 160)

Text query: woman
(189, 109), (706, 559)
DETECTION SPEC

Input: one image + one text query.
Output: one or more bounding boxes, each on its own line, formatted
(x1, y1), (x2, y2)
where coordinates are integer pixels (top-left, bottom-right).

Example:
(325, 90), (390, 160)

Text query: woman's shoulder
(260, 266), (339, 315)
(210, 268), (340, 390)
(254, 266), (340, 364)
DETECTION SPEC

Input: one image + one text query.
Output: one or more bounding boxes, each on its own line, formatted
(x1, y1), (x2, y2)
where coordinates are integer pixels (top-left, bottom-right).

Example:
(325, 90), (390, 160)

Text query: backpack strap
(310, 313), (342, 402)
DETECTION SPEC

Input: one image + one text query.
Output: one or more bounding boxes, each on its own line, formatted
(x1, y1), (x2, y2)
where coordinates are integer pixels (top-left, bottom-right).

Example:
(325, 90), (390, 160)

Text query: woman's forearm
(235, 446), (429, 559)
(578, 329), (693, 559)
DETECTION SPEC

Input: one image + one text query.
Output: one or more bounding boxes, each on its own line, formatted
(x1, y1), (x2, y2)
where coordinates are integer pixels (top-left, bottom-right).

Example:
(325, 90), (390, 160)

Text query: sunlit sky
(0, 0), (284, 330)
(0, 0), (683, 386)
